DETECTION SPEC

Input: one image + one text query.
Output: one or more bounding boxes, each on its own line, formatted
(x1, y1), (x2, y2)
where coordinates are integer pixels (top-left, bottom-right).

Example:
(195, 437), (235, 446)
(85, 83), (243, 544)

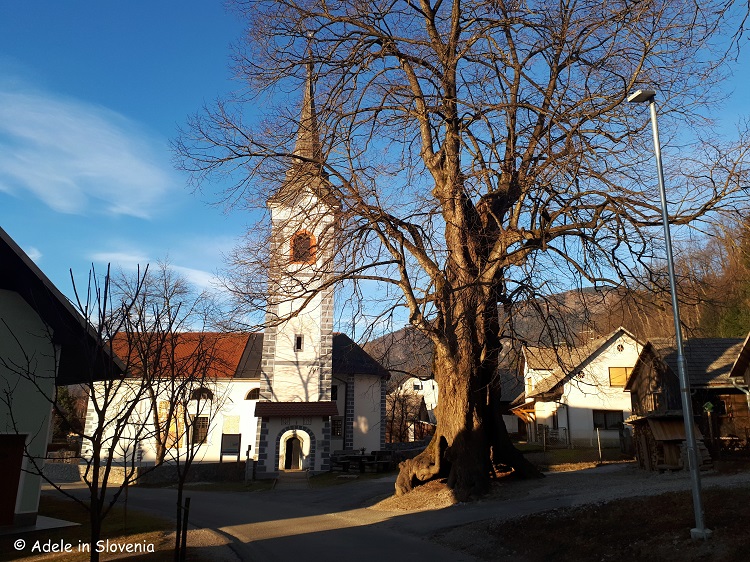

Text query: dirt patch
(369, 461), (750, 561)
(371, 462), (627, 511)
(436, 486), (750, 562)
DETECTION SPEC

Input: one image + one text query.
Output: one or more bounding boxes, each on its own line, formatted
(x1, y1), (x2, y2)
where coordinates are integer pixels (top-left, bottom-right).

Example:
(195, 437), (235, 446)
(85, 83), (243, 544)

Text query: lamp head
(627, 89), (656, 103)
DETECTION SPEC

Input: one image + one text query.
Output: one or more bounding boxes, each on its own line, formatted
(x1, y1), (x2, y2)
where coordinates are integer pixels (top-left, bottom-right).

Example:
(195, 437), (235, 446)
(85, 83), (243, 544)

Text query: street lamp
(627, 89), (711, 540)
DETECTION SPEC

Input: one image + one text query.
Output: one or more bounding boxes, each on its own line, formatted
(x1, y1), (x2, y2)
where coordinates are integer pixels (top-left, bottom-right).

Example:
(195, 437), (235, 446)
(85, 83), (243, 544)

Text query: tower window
(294, 334), (304, 352)
(291, 231), (316, 263)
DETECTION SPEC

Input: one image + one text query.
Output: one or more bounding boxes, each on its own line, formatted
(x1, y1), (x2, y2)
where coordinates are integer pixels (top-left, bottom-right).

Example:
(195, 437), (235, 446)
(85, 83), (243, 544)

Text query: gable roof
(524, 326), (643, 397)
(632, 337), (745, 388)
(332, 333), (390, 378)
(110, 331), (387, 380)
(111, 332), (258, 379)
(0, 227), (122, 384)
(728, 331), (750, 382)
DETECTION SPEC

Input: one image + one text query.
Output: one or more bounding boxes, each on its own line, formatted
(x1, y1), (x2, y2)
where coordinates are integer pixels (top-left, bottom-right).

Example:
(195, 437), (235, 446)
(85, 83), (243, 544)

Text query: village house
(384, 376), (438, 442)
(1, 227), (118, 528)
(511, 327), (644, 447)
(625, 337), (748, 470)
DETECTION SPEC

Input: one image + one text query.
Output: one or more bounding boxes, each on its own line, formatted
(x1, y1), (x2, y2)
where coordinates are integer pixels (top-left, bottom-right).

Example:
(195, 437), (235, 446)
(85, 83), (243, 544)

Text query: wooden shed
(625, 337), (749, 469)
(627, 413), (711, 471)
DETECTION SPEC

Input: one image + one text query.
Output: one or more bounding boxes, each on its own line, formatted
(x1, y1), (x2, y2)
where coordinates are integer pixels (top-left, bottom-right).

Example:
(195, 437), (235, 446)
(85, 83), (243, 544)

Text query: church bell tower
(254, 55), (338, 476)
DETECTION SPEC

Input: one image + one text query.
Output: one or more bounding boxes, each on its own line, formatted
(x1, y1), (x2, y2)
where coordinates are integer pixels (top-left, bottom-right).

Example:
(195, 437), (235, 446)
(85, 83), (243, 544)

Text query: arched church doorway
(284, 436), (302, 470)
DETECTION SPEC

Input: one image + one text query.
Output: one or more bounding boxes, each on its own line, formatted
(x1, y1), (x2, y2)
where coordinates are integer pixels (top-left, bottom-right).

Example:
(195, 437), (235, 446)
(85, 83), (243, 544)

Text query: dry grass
(436, 485), (750, 561)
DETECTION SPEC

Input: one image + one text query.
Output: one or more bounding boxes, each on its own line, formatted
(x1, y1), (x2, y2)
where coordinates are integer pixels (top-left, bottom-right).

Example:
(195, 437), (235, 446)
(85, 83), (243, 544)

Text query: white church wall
(83, 379), (261, 465)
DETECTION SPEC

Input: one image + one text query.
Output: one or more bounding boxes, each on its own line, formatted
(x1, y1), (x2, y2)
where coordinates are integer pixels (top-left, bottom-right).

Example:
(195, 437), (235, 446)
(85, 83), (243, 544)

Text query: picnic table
(330, 450), (395, 473)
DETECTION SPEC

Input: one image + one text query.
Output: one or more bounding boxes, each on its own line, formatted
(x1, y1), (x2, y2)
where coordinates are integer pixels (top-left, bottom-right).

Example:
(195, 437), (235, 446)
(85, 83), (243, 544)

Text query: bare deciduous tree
(107, 264), (228, 560)
(2, 262), (225, 562)
(175, 0), (750, 499)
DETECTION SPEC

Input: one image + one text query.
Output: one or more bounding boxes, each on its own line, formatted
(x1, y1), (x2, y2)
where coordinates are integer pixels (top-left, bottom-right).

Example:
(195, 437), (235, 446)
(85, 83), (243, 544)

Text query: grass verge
(0, 495), (173, 562)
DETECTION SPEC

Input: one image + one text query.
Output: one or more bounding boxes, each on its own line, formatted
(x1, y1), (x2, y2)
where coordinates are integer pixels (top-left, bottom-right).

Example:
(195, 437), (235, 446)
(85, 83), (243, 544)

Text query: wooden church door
(285, 436), (302, 470)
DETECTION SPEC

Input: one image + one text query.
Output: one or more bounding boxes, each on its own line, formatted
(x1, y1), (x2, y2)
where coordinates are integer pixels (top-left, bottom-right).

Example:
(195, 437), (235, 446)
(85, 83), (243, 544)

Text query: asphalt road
(43, 464), (750, 562)
(102, 476), (481, 562)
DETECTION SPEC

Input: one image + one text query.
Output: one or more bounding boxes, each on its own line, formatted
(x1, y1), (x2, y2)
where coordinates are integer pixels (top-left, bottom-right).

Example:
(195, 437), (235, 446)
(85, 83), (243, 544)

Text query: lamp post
(627, 89), (711, 540)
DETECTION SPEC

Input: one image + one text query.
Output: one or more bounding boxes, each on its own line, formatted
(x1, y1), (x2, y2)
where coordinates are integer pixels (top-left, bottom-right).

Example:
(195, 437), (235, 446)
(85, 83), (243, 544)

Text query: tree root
(394, 446), (441, 496)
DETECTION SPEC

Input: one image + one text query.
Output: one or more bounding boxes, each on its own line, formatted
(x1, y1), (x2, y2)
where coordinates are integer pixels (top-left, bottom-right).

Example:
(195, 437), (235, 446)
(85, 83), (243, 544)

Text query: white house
(512, 327), (644, 447)
(389, 376), (438, 441)
(398, 377), (438, 411)
(1, 227), (118, 529)
(81, 332), (263, 466)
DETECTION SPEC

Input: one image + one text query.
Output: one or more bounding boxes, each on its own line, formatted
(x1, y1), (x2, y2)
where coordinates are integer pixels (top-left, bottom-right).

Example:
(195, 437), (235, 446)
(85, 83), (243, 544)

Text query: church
(251, 56), (388, 476)
(82, 63), (388, 477)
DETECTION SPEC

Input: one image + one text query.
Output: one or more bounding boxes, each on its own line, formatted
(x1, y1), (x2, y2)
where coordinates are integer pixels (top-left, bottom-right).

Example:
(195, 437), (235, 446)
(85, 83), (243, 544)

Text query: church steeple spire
(292, 47), (322, 163)
(271, 41), (333, 205)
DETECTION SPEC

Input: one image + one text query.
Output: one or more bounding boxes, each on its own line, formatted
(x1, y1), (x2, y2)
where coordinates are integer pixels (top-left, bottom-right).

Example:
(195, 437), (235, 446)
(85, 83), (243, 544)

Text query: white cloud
(172, 265), (220, 291)
(0, 84), (175, 218)
(25, 245), (42, 263)
(90, 251), (151, 271)
(89, 249), (218, 292)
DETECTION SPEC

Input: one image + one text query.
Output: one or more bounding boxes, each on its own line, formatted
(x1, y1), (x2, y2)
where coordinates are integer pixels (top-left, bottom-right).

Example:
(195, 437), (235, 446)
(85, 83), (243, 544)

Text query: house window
(158, 401), (183, 449)
(331, 385), (338, 401)
(413, 382), (422, 391)
(592, 410), (624, 430)
(294, 334), (304, 352)
(332, 417), (343, 437)
(245, 388), (260, 400)
(608, 367), (631, 387)
(291, 231), (316, 263)
(191, 416), (209, 444)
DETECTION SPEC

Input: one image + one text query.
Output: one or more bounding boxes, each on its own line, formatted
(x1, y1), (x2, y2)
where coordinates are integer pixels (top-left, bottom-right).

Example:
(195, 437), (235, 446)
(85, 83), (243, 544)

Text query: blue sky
(1, 2), (749, 315)
(0, 2), (249, 299)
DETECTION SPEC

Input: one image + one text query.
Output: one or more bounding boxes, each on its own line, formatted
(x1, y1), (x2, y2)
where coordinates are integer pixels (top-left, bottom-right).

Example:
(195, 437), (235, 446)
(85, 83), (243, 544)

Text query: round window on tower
(291, 231), (316, 263)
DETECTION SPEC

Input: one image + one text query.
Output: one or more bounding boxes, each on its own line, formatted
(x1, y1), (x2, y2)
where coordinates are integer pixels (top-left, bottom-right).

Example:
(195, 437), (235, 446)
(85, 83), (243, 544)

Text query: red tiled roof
(254, 401), (339, 417)
(111, 332), (251, 379)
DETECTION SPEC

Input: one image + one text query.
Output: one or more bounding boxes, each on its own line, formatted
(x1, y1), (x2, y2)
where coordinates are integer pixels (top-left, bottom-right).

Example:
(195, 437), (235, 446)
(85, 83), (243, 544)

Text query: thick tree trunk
(395, 291), (542, 500)
(395, 401), (542, 500)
